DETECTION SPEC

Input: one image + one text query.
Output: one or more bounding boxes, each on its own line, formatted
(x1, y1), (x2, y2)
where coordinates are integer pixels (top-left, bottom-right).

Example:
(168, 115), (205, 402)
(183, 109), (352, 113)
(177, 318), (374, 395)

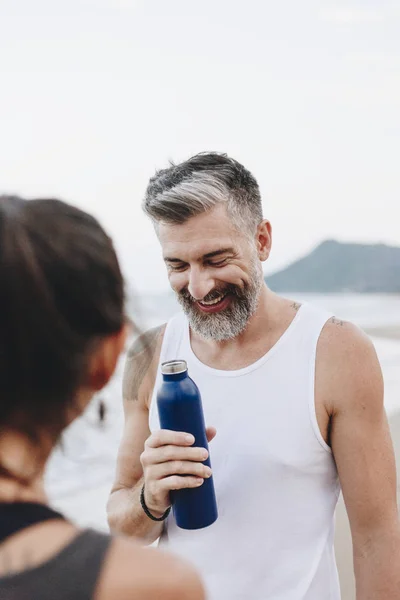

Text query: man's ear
(256, 220), (272, 261)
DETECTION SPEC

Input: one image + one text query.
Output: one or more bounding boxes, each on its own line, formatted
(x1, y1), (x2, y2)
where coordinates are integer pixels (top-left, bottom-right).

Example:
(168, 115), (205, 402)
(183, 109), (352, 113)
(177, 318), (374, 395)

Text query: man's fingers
(155, 460), (212, 480)
(206, 426), (217, 443)
(141, 445), (208, 467)
(145, 429), (194, 449)
(158, 444), (208, 463)
(161, 475), (205, 491)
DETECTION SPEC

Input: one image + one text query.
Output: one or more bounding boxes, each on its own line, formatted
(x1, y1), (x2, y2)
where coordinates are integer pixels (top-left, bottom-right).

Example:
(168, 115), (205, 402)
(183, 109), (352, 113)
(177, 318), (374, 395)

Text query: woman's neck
(0, 430), (49, 504)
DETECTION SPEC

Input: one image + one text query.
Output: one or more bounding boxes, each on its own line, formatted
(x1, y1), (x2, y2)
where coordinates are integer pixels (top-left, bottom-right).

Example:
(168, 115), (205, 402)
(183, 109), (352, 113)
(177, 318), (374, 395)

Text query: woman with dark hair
(0, 196), (204, 600)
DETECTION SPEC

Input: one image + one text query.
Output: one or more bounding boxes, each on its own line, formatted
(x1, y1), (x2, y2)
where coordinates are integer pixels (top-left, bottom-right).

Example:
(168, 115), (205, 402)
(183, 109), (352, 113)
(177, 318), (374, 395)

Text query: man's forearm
(107, 478), (164, 544)
(354, 526), (400, 599)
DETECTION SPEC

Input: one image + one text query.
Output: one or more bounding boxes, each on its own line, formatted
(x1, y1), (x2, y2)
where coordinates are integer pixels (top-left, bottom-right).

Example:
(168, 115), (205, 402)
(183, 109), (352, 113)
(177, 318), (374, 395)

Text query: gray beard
(176, 263), (263, 342)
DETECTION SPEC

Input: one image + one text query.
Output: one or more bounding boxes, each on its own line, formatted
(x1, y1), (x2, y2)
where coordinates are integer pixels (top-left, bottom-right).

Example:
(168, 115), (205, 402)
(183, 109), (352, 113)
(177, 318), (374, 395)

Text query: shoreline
(364, 325), (400, 341)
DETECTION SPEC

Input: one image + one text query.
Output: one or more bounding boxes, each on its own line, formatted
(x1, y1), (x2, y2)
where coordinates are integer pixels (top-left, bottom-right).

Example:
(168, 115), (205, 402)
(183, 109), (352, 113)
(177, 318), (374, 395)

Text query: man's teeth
(199, 293), (227, 306)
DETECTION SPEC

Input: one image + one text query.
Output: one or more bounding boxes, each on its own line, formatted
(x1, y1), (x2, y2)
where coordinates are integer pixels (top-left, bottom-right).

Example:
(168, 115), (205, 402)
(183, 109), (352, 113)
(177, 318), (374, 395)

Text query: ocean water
(45, 293), (400, 529)
(129, 291), (400, 333)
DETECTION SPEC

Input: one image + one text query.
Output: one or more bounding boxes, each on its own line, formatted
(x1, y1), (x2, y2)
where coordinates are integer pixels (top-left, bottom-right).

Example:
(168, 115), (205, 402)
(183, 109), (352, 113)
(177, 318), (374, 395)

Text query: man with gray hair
(108, 153), (400, 599)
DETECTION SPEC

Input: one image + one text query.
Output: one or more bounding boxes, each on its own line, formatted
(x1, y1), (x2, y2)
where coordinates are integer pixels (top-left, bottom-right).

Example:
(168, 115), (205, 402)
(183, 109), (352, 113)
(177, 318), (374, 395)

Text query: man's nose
(187, 267), (215, 301)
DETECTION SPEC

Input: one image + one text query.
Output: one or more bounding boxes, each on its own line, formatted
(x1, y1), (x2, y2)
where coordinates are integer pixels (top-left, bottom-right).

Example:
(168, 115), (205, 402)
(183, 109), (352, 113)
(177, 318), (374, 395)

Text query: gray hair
(143, 152), (263, 236)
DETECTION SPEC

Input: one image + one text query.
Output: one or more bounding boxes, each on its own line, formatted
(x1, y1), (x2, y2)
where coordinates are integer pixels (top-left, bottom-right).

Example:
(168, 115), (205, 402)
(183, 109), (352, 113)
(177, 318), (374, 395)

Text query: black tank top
(0, 502), (112, 600)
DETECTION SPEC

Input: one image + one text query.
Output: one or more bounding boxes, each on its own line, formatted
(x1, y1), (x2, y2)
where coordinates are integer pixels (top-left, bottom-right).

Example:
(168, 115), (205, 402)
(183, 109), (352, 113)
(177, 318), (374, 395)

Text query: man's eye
(209, 259), (228, 267)
(169, 263), (187, 272)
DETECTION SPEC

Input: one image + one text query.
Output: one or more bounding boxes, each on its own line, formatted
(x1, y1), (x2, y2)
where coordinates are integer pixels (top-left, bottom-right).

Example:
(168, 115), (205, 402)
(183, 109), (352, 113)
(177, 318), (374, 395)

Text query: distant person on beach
(0, 196), (204, 600)
(98, 398), (107, 424)
(108, 152), (400, 599)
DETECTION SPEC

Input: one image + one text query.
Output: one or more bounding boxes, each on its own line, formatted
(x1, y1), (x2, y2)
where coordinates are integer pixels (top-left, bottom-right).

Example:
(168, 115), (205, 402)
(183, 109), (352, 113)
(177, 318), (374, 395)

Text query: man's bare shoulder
(122, 324), (166, 406)
(319, 315), (373, 354)
(317, 316), (383, 413)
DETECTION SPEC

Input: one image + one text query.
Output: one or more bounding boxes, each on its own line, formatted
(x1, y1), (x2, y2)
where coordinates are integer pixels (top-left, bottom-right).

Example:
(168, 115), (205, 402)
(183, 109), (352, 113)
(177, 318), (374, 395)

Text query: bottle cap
(161, 359), (188, 375)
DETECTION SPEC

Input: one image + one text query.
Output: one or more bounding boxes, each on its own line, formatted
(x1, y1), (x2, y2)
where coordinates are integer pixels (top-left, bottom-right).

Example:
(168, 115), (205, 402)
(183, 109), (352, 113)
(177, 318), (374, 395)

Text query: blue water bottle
(157, 359), (218, 530)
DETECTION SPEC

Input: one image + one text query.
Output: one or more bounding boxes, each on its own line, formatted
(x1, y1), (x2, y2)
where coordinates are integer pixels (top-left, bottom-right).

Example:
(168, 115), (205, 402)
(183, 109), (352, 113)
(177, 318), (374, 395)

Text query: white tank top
(149, 303), (341, 600)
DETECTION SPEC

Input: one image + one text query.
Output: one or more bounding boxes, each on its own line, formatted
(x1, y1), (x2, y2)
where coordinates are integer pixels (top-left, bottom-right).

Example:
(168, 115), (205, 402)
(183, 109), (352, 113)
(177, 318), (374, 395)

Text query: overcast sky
(1, 0), (399, 292)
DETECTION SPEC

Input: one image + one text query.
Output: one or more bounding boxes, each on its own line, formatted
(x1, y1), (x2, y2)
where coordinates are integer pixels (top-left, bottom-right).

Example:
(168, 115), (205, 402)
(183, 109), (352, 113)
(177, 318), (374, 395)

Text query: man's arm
(107, 325), (165, 544)
(317, 319), (400, 600)
(107, 325), (214, 544)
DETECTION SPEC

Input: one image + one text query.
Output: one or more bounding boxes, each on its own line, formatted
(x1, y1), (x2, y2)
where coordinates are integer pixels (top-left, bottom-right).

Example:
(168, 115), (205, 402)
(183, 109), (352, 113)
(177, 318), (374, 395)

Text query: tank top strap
(0, 502), (65, 544)
(286, 302), (333, 350)
(160, 312), (187, 363)
(149, 312), (188, 430)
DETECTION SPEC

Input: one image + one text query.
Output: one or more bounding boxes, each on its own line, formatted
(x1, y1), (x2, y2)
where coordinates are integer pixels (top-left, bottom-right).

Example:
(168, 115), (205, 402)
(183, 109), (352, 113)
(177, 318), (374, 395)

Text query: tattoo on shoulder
(123, 325), (165, 402)
(291, 302), (301, 311)
(330, 316), (344, 326)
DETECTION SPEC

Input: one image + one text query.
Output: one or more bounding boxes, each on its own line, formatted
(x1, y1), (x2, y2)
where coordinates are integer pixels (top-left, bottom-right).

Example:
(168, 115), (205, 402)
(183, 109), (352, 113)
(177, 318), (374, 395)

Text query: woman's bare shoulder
(95, 536), (205, 600)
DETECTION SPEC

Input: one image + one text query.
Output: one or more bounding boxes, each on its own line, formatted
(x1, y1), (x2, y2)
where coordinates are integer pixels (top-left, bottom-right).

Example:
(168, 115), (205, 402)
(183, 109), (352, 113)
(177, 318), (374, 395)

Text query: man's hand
(140, 427), (216, 517)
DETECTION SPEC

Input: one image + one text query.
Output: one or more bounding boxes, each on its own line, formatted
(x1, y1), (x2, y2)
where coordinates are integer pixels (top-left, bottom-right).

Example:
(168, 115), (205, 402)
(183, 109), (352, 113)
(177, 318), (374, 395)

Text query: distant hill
(266, 240), (400, 293)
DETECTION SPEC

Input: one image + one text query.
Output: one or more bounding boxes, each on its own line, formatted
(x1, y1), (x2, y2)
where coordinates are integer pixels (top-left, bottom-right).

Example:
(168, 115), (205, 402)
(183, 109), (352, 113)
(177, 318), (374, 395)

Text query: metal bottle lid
(161, 359), (188, 375)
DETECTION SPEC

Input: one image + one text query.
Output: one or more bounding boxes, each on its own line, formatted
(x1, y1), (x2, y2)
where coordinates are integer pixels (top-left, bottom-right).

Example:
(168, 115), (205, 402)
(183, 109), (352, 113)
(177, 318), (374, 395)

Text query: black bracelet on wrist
(140, 484), (171, 522)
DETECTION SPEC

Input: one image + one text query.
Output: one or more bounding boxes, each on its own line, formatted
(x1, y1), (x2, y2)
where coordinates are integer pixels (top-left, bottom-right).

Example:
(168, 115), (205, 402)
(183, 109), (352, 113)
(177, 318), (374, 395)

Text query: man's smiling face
(158, 204), (264, 341)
